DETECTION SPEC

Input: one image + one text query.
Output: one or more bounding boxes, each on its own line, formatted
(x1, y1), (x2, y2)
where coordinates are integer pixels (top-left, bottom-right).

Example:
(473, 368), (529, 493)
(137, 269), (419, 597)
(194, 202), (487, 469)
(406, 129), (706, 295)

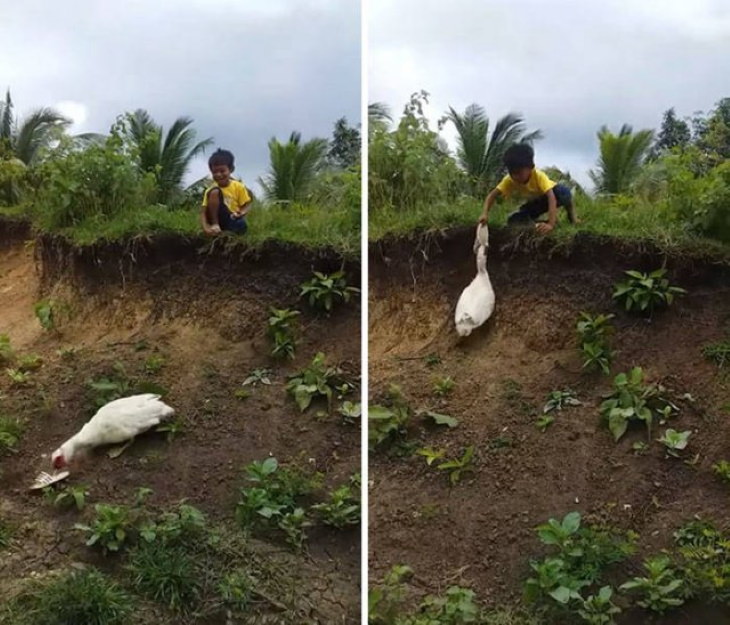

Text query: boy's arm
(478, 188), (501, 224)
(239, 199), (253, 217)
(536, 188), (557, 234)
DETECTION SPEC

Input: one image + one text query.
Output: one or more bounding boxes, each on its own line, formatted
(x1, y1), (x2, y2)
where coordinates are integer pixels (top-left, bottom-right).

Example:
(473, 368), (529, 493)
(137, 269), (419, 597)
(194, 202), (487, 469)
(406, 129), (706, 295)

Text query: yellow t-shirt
(496, 168), (556, 200)
(201, 180), (251, 215)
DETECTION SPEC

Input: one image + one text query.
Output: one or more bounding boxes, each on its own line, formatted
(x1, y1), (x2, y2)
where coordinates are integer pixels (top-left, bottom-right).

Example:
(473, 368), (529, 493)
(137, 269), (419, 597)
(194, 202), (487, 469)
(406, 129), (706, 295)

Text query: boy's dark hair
(503, 143), (535, 173)
(208, 148), (235, 171)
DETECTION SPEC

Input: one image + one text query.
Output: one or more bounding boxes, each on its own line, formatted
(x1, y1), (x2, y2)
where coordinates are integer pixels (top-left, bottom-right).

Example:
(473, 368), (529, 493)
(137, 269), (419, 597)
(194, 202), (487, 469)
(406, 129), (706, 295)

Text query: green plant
(577, 586), (621, 625)
(300, 270), (359, 312)
(285, 352), (344, 412)
(6, 368), (30, 386)
(619, 555), (684, 613)
(673, 519), (730, 604)
(155, 417), (184, 442)
(425, 353), (442, 367)
(11, 568), (133, 625)
(600, 367), (677, 442)
(267, 308), (300, 360)
(536, 415), (555, 432)
(218, 570), (253, 612)
(143, 354), (165, 374)
(576, 313), (615, 375)
(242, 367), (272, 387)
(0, 415), (23, 455)
(712, 460), (730, 483)
(17, 354), (43, 372)
(0, 334), (13, 364)
(419, 585), (481, 624)
(420, 410), (459, 427)
(702, 339), (730, 368)
(368, 564), (414, 625)
(338, 400), (361, 424)
(142, 504), (207, 545)
(0, 517), (12, 549)
(437, 446), (476, 485)
(56, 345), (77, 360)
(87, 363), (132, 408)
(277, 507), (312, 551)
(369, 385), (411, 451)
(75, 504), (135, 554)
(34, 299), (56, 331)
(234, 388), (251, 400)
(657, 428), (691, 457)
(433, 376), (456, 396)
(312, 480), (361, 528)
(544, 389), (582, 413)
(613, 269), (686, 315)
(128, 541), (201, 611)
(416, 447), (447, 466)
(48, 485), (89, 511)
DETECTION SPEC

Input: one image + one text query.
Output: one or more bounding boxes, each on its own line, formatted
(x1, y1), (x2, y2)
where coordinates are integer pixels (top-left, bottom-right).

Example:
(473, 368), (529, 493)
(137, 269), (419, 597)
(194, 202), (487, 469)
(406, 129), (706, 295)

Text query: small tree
(259, 132), (328, 203)
(589, 124), (654, 194)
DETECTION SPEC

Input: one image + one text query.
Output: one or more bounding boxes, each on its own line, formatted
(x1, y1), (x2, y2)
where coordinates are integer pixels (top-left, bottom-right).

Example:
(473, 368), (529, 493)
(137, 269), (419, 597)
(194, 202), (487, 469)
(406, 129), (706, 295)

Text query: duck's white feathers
(455, 238), (496, 337)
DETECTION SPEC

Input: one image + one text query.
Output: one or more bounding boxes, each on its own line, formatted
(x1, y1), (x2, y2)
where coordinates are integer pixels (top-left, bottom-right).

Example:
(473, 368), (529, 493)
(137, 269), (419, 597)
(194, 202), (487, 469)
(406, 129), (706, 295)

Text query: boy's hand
(536, 222), (554, 235)
(205, 224), (221, 236)
(478, 214), (489, 225)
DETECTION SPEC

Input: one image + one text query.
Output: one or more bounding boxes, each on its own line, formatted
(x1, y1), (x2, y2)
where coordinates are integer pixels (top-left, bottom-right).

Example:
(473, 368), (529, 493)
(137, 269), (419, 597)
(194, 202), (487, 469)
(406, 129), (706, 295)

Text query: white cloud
(55, 101), (88, 132)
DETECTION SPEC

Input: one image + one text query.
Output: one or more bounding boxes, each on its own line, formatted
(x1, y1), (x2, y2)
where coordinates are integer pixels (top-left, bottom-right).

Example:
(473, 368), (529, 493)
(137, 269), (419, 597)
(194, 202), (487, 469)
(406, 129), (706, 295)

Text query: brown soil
(0, 220), (361, 624)
(368, 227), (730, 624)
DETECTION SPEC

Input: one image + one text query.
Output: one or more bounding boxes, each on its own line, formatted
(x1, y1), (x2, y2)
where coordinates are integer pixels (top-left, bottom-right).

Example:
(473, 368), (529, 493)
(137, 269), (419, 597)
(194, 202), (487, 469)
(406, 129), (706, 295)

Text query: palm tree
(122, 109), (213, 202)
(259, 131), (328, 203)
(368, 102), (392, 136)
(589, 124), (654, 194)
(444, 104), (543, 195)
(0, 89), (70, 165)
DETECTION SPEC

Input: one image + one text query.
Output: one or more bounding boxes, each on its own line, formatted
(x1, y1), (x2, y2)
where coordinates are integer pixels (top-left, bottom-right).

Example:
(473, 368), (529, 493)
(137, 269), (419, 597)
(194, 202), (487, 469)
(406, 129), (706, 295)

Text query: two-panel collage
(1, 1), (730, 624)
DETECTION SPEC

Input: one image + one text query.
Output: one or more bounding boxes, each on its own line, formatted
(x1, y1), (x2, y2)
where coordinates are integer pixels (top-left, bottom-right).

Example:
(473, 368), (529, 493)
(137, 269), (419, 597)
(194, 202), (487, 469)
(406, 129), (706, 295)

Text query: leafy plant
(6, 368), (30, 386)
(619, 555), (684, 613)
(420, 410), (459, 428)
(267, 308), (300, 359)
(0, 333), (14, 364)
(0, 517), (13, 549)
(17, 354), (43, 372)
(285, 352), (344, 412)
(536, 415), (555, 432)
(75, 504), (135, 554)
(128, 541), (201, 611)
(657, 428), (691, 457)
(9, 568), (133, 625)
(600, 367), (677, 442)
(277, 507), (312, 551)
(576, 313), (614, 375)
(437, 446), (476, 485)
(338, 400), (361, 424)
(418, 585), (481, 624)
(544, 389), (581, 414)
(702, 339), (730, 368)
(369, 564), (413, 625)
(56, 345), (77, 360)
(613, 269), (686, 315)
(300, 270), (359, 312)
(424, 353), (442, 367)
(712, 460), (730, 483)
(48, 485), (90, 511)
(433, 376), (455, 396)
(312, 479), (361, 528)
(34, 299), (56, 330)
(143, 355), (165, 374)
(234, 388), (251, 400)
(242, 367), (272, 387)
(218, 570), (253, 612)
(416, 447), (447, 466)
(577, 586), (621, 625)
(673, 519), (730, 604)
(369, 385), (411, 451)
(0, 415), (23, 455)
(155, 417), (184, 442)
(87, 363), (132, 408)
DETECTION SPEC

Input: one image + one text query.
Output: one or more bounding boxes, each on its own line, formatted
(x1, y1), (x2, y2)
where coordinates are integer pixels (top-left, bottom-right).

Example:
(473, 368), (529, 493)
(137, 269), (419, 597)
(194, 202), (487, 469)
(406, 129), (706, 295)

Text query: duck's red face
(52, 453), (67, 470)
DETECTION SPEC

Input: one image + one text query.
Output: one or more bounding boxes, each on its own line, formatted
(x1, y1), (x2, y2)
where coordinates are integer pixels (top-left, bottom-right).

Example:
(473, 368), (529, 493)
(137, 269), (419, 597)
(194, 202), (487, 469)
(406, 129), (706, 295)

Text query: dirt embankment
(0, 218), (361, 624)
(369, 226), (730, 624)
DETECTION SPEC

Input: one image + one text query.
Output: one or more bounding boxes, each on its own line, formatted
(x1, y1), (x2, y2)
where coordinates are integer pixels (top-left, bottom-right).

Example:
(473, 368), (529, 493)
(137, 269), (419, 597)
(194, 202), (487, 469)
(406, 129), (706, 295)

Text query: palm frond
(13, 107), (70, 164)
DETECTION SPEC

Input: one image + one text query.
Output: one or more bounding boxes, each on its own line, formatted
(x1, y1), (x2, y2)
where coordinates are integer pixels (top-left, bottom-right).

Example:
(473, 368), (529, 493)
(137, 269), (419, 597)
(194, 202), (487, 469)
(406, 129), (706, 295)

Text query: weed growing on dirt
(56, 345), (77, 360)
(619, 555), (684, 613)
(75, 504), (135, 554)
(17, 354), (43, 372)
(613, 269), (686, 315)
(424, 353), (442, 367)
(242, 367), (273, 387)
(286, 352), (344, 412)
(576, 586), (621, 625)
(338, 400), (361, 424)
(46, 484), (90, 511)
(277, 507), (312, 551)
(433, 376), (455, 396)
(0, 415), (23, 454)
(6, 368), (31, 386)
(436, 446), (476, 485)
(658, 428), (692, 457)
(544, 390), (582, 414)
(536, 415), (555, 432)
(420, 410), (459, 427)
(218, 570), (253, 612)
(600, 367), (678, 441)
(143, 354), (165, 374)
(312, 476), (361, 528)
(128, 540), (202, 612)
(712, 460), (730, 483)
(300, 270), (359, 312)
(576, 313), (614, 375)
(155, 416), (184, 442)
(267, 308), (300, 360)
(34, 299), (56, 331)
(702, 339), (730, 368)
(7, 568), (134, 625)
(0, 333), (14, 364)
(673, 519), (730, 604)
(87, 362), (132, 408)
(369, 385), (412, 451)
(416, 447), (446, 466)
(0, 517), (12, 549)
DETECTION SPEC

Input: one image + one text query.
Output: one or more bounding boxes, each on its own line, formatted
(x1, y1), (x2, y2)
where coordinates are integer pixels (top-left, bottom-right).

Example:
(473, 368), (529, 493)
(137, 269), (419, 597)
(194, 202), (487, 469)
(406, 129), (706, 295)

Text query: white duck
(454, 223), (496, 337)
(51, 394), (175, 470)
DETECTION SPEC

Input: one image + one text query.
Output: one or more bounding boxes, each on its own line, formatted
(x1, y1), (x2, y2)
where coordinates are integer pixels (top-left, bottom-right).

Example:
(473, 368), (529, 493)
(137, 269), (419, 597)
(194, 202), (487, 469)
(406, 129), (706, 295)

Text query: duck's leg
(107, 438), (134, 459)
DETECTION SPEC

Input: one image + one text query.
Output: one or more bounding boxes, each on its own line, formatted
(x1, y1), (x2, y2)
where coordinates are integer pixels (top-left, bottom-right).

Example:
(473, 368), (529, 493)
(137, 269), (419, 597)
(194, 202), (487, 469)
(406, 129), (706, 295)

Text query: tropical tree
(0, 89), (70, 165)
(443, 104), (543, 195)
(259, 131), (328, 203)
(589, 124), (654, 194)
(543, 166), (585, 195)
(121, 109), (212, 202)
(651, 107), (690, 157)
(328, 117), (360, 169)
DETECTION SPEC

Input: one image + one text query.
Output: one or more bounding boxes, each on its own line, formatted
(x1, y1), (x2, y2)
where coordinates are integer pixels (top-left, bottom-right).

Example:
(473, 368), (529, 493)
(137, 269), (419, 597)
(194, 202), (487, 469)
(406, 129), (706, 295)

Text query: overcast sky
(370, 0), (730, 189)
(1, 0), (360, 192)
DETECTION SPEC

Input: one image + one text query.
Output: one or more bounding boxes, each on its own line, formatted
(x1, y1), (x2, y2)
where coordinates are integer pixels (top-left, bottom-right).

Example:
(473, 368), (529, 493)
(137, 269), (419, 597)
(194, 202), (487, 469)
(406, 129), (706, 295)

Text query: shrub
(612, 269), (686, 315)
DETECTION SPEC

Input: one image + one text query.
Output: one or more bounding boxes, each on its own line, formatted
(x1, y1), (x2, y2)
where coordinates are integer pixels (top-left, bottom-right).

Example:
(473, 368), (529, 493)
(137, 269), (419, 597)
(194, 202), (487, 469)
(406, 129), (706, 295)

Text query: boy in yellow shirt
(479, 143), (578, 234)
(200, 149), (252, 235)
